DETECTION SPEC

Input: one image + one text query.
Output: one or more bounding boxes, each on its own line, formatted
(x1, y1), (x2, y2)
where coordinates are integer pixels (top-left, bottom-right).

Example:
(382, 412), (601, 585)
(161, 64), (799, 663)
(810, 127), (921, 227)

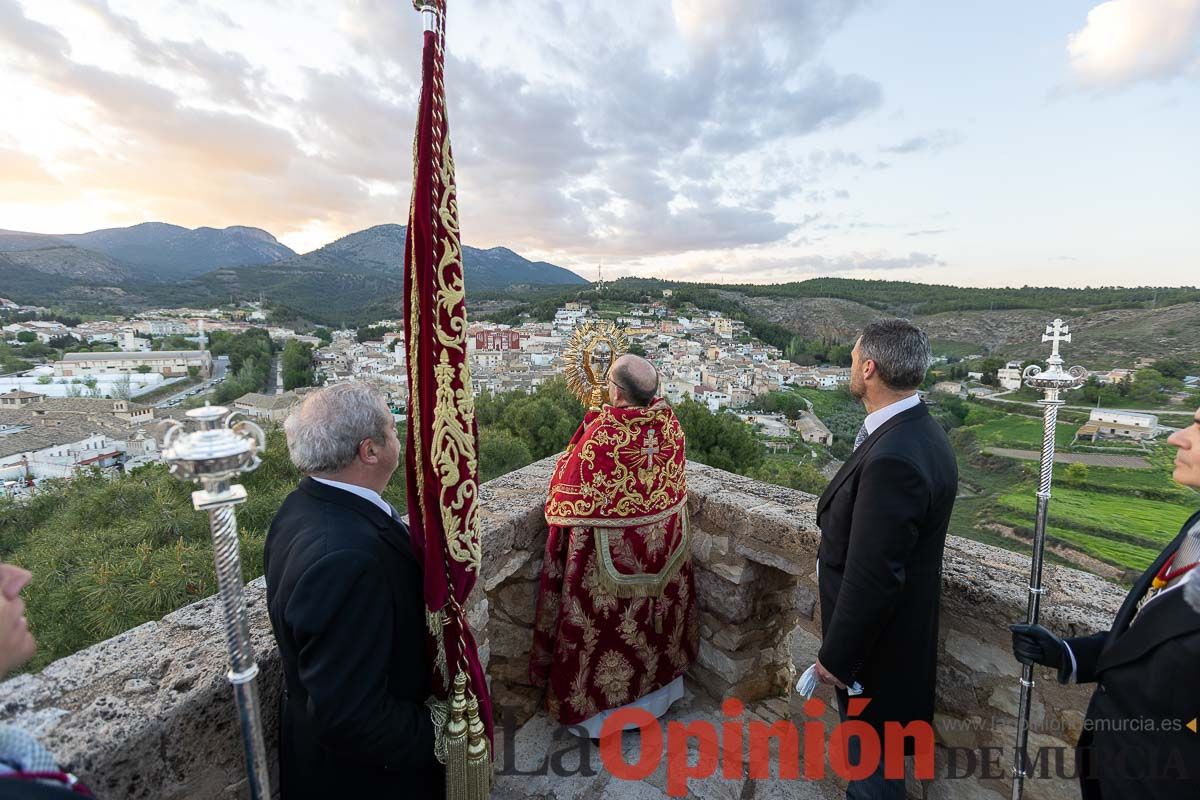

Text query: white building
(997, 361), (1024, 391)
(1079, 409), (1159, 441)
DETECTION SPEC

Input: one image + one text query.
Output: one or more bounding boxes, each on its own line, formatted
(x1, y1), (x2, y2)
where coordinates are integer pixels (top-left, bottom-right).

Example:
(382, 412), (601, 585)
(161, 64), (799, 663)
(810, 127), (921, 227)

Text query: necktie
(853, 423), (869, 452)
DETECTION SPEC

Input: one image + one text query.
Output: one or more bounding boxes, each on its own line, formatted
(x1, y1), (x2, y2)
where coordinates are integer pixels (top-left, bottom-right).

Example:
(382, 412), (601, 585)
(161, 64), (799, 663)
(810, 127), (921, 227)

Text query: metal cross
(1041, 318), (1071, 358)
(641, 432), (660, 461)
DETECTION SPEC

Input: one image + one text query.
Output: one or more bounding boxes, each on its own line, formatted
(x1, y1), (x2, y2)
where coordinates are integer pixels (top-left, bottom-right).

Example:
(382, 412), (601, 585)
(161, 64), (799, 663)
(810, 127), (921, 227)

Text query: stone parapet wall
(0, 457), (1123, 800)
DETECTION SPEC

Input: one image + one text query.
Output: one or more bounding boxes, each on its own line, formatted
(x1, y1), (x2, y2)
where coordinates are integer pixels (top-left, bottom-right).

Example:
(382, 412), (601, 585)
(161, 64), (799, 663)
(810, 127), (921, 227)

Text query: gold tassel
(444, 672), (470, 800)
(465, 694), (492, 800)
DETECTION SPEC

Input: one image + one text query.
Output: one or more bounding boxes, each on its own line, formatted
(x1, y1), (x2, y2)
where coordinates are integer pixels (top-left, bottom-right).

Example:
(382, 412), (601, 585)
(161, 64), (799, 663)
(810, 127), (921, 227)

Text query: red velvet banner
(403, 0), (493, 742)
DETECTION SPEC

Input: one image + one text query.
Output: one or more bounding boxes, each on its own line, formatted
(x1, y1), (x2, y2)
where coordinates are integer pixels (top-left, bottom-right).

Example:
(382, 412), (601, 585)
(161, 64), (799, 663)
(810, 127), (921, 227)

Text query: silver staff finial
(1010, 320), (1087, 800)
(161, 406), (271, 800)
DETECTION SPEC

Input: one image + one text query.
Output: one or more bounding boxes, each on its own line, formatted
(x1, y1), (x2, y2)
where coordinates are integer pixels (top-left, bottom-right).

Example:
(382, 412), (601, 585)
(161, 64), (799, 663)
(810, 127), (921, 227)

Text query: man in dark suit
(814, 319), (958, 800)
(265, 383), (443, 799)
(1012, 405), (1200, 798)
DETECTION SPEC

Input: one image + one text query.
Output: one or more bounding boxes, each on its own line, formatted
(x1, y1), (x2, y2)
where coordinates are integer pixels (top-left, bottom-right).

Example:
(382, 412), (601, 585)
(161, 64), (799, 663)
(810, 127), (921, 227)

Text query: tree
(673, 399), (763, 473)
(281, 340), (315, 390)
(478, 429), (533, 483)
(110, 374), (132, 400)
(15, 331), (36, 343)
(750, 459), (827, 495)
(1064, 463), (1089, 483)
(626, 341), (647, 357)
(136, 365), (153, 374)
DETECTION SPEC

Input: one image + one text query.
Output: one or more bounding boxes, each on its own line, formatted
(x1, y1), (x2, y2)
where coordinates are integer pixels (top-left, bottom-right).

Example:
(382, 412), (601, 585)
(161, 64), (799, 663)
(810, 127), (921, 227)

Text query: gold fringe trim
(595, 505), (690, 599)
(465, 694), (492, 800)
(425, 696), (449, 765)
(444, 673), (469, 800)
(444, 671), (491, 800)
(427, 608), (451, 693)
(547, 496), (687, 530)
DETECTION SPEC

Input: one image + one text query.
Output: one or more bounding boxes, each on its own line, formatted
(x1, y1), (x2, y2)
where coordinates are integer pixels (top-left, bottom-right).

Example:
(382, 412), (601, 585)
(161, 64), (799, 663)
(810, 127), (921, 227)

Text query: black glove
(1011, 623), (1072, 682)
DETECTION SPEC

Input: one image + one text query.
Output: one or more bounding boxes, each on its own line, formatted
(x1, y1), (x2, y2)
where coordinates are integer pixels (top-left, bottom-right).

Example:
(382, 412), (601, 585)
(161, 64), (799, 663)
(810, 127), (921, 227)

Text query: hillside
(287, 224), (587, 288)
(63, 223), (294, 280)
(0, 246), (132, 282)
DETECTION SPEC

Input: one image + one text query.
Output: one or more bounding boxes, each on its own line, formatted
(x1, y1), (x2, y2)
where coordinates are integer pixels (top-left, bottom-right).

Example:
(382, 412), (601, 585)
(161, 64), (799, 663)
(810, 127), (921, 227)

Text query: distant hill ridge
(0, 221), (587, 292)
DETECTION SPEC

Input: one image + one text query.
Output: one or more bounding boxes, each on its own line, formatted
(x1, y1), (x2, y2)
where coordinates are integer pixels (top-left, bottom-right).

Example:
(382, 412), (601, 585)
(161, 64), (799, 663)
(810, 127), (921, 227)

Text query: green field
(997, 485), (1189, 546)
(968, 415), (1076, 450)
(998, 516), (1163, 572)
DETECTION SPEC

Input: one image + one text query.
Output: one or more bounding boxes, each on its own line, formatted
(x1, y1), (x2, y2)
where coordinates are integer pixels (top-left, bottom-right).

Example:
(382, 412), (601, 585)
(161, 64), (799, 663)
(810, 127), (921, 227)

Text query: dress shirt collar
(310, 477), (396, 518)
(863, 392), (921, 436)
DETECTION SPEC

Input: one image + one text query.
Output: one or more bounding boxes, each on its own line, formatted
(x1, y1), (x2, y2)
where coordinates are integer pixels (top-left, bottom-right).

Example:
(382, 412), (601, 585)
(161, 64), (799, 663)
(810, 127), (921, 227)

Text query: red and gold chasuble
(530, 401), (699, 725)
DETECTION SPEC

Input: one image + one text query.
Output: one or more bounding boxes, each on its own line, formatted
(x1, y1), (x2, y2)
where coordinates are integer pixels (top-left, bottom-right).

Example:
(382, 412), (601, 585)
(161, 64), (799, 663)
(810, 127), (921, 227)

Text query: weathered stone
(488, 617), (534, 661)
(704, 613), (770, 651)
(734, 539), (807, 576)
(934, 713), (985, 750)
(709, 557), (755, 585)
(494, 579), (539, 626)
(935, 662), (980, 712)
(690, 530), (713, 564)
(788, 624), (823, 669)
(484, 550), (532, 592)
(694, 566), (757, 624)
(696, 640), (757, 685)
(944, 630), (1014, 676)
(987, 682), (1044, 727)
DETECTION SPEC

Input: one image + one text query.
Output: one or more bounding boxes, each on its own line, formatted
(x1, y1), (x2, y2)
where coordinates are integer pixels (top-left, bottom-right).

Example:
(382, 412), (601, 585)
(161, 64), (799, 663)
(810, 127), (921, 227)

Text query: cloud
(1067, 0), (1200, 89)
(881, 129), (965, 155)
(906, 229), (948, 237)
(0, 0), (880, 259)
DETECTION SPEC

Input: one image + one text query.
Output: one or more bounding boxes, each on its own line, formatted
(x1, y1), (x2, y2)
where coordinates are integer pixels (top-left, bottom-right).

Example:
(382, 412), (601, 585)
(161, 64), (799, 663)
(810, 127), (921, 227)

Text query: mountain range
(0, 222), (587, 317)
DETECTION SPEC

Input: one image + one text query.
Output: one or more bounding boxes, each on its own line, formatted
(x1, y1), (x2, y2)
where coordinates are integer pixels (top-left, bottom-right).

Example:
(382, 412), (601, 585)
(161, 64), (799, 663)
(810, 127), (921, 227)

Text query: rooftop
(62, 351), (209, 361)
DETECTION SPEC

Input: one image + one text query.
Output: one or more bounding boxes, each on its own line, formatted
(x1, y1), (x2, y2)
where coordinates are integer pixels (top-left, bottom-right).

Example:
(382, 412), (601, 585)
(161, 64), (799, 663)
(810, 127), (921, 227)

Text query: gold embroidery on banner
(594, 651), (634, 707)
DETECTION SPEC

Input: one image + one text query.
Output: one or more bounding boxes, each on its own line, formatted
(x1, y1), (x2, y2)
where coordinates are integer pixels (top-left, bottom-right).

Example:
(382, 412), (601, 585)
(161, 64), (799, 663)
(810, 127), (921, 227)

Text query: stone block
(703, 612), (770, 652)
(987, 682), (1044, 727)
(694, 566), (757, 624)
(484, 550), (532, 592)
(696, 640), (757, 685)
(709, 556), (756, 585)
(944, 629), (1014, 676)
(494, 579), (539, 626)
(690, 529), (713, 564)
(935, 662), (980, 712)
(788, 624), (823, 669)
(489, 617), (535, 661)
(735, 539), (807, 576)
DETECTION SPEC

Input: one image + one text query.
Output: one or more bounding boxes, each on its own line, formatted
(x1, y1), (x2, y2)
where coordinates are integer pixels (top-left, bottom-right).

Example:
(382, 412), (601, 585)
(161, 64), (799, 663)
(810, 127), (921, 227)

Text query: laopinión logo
(496, 698), (1196, 795)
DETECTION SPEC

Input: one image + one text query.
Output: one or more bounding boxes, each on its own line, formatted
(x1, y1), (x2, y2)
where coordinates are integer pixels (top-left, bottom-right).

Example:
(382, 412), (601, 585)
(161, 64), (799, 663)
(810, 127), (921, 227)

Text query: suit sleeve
(1064, 631), (1108, 684)
(818, 454), (928, 683)
(285, 550), (438, 770)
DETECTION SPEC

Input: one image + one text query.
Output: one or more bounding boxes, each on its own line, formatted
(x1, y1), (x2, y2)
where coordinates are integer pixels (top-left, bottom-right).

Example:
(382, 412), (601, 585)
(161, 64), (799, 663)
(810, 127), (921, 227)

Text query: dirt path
(985, 447), (1150, 469)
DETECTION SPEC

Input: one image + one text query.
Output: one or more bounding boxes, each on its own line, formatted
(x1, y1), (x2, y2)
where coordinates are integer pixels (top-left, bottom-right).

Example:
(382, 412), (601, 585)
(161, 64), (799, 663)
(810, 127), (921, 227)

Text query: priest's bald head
(607, 354), (659, 408)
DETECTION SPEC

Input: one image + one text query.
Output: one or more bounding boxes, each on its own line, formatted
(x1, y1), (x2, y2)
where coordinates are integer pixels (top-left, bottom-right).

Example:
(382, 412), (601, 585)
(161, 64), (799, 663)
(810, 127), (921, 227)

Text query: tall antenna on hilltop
(596, 259), (605, 294)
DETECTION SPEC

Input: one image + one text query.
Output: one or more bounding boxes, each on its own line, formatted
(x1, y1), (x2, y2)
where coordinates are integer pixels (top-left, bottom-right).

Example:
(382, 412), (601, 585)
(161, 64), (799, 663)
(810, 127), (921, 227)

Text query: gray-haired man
(813, 319), (958, 799)
(264, 383), (443, 799)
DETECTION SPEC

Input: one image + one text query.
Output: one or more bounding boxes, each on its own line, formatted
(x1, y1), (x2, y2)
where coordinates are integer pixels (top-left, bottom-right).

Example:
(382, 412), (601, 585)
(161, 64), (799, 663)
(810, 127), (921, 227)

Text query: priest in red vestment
(530, 354), (698, 736)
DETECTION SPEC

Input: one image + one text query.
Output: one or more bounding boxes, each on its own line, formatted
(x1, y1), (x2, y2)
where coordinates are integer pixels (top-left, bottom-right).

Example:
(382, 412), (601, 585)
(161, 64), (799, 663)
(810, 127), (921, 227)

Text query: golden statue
(562, 320), (630, 410)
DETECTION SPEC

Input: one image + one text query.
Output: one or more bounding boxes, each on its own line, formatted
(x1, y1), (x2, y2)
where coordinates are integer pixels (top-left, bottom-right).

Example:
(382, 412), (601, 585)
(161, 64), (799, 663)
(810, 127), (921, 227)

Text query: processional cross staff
(161, 405), (271, 800)
(1010, 319), (1087, 800)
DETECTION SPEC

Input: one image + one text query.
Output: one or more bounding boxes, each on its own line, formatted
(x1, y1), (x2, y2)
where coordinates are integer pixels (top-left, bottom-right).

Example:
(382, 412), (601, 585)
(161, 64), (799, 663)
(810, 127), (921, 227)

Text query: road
(265, 356), (281, 396)
(153, 355), (230, 409)
(984, 447), (1151, 469)
(984, 389), (1192, 416)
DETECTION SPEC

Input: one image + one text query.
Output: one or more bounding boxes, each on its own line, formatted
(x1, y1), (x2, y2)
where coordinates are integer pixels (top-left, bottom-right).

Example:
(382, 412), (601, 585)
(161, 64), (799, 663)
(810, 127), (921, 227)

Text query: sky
(0, 0), (1197, 287)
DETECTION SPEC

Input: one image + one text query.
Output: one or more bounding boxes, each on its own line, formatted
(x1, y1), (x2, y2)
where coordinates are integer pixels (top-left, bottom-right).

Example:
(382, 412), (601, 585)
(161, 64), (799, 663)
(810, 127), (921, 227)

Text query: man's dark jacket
(264, 477), (443, 799)
(1065, 509), (1200, 799)
(816, 402), (958, 738)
